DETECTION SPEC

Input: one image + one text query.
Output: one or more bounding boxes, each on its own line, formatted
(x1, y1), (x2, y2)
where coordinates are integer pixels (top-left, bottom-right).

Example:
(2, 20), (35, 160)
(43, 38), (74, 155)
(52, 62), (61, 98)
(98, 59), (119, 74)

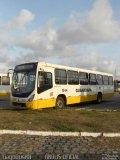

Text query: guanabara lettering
(76, 88), (92, 92)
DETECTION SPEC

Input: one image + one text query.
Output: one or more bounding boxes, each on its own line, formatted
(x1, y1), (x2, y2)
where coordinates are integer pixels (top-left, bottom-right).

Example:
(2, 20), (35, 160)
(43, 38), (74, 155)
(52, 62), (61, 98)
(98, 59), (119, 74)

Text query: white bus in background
(11, 62), (114, 109)
(117, 81), (120, 93)
(114, 80), (120, 93)
(0, 74), (12, 97)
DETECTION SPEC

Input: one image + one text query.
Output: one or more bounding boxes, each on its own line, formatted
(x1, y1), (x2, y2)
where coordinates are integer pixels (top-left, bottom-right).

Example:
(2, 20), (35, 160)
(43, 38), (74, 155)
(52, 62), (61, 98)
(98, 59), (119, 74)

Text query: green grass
(0, 109), (120, 132)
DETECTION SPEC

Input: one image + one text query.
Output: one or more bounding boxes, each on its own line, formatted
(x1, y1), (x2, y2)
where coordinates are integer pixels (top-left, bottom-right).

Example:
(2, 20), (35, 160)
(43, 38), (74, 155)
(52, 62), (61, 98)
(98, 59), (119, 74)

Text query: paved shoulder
(0, 135), (120, 160)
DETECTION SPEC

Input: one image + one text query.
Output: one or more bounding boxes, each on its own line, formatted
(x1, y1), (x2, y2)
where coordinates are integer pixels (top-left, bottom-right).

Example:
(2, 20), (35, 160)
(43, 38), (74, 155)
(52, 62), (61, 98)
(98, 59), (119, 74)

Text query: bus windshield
(12, 70), (36, 97)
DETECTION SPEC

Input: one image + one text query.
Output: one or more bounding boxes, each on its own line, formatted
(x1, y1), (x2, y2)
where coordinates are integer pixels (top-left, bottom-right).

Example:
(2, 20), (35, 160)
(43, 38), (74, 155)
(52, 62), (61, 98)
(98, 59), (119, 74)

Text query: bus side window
(2, 76), (10, 85)
(55, 69), (67, 85)
(37, 71), (53, 93)
(79, 72), (89, 85)
(68, 70), (79, 85)
(109, 76), (113, 85)
(89, 73), (97, 85)
(97, 74), (103, 85)
(103, 75), (109, 85)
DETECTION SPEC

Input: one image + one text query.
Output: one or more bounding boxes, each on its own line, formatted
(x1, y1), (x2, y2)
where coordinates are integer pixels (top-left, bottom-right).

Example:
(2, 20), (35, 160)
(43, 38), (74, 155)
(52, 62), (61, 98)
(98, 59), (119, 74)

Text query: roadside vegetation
(0, 109), (120, 132)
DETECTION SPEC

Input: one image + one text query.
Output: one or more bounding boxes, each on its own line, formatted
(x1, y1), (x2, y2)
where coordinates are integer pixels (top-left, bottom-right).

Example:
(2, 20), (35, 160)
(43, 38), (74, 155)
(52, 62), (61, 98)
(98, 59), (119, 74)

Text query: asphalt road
(0, 93), (120, 110)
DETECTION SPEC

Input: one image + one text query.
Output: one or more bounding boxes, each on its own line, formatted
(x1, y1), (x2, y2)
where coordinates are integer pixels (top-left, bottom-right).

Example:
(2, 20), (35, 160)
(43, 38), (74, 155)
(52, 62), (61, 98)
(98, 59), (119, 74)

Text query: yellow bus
(11, 62), (114, 109)
(0, 73), (12, 97)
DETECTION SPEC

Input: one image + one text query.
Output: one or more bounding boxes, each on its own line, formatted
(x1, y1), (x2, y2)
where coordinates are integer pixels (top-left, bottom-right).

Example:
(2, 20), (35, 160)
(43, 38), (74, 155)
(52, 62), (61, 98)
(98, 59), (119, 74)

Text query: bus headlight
(28, 94), (35, 102)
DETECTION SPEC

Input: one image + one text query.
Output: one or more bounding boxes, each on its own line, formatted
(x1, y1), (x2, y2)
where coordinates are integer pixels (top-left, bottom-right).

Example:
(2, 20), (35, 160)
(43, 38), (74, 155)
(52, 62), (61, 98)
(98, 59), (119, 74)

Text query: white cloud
(18, 23), (57, 56)
(17, 0), (120, 56)
(58, 52), (116, 75)
(58, 0), (120, 44)
(0, 32), (7, 48)
(1, 9), (35, 30)
(0, 48), (13, 73)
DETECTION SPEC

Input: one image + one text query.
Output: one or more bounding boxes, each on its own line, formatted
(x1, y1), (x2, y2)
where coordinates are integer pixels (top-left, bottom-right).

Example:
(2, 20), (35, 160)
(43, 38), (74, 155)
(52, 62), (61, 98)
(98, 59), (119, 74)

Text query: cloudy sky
(0, 0), (120, 78)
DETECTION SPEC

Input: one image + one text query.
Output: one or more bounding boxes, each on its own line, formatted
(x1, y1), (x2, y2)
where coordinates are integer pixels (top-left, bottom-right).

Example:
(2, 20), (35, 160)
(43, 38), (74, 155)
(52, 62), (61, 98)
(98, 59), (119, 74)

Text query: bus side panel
(102, 85), (114, 99)
(67, 96), (80, 105)
(103, 92), (114, 99)
(26, 98), (56, 109)
(67, 94), (97, 105)
(0, 86), (11, 97)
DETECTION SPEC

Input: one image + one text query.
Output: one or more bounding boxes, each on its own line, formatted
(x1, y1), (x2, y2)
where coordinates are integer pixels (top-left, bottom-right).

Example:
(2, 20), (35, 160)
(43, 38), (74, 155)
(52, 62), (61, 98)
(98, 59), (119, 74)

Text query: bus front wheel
(56, 97), (65, 109)
(97, 93), (102, 104)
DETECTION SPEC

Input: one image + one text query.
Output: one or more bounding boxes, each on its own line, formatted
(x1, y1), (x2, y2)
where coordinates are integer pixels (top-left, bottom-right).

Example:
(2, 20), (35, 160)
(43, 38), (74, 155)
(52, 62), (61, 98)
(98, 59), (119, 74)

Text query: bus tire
(97, 93), (102, 104)
(56, 97), (65, 109)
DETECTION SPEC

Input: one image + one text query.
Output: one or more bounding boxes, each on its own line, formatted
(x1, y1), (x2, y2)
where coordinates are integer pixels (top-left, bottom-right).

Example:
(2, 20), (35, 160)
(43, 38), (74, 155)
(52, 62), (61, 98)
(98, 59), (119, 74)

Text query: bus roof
(0, 74), (7, 76)
(38, 62), (113, 76)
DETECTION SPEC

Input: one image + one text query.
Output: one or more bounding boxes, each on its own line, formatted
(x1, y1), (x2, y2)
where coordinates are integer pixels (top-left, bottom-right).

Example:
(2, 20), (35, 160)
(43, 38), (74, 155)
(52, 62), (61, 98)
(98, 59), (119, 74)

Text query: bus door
(37, 71), (53, 108)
